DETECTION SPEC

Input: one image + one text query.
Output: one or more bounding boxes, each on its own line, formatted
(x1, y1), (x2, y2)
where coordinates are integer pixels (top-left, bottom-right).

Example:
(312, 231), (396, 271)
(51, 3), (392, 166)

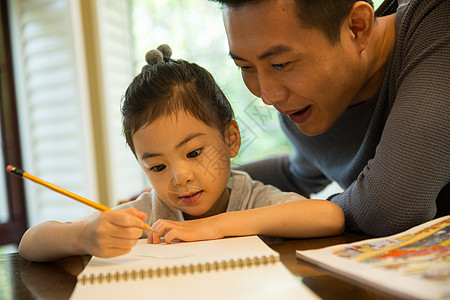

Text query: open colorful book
(71, 235), (319, 300)
(296, 216), (450, 299)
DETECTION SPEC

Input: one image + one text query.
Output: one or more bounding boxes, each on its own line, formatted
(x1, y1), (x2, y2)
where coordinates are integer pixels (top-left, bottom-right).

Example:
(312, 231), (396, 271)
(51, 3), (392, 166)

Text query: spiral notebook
(70, 235), (318, 300)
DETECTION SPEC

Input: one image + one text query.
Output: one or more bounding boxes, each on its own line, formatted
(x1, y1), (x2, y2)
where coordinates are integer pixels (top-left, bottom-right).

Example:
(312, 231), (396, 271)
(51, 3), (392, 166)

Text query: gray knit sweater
(239, 0), (450, 236)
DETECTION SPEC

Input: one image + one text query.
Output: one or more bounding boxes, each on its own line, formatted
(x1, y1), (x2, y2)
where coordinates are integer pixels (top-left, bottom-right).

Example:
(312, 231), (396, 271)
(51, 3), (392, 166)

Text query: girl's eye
(187, 148), (203, 158)
(150, 164), (166, 172)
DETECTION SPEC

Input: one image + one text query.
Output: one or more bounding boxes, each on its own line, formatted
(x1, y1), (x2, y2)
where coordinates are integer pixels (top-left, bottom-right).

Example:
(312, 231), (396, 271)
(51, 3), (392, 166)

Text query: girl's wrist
(212, 211), (252, 238)
(71, 221), (90, 256)
(208, 213), (230, 238)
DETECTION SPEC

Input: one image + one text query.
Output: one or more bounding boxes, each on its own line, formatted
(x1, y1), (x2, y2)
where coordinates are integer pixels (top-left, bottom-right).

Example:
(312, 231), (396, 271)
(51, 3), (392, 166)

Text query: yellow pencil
(6, 165), (150, 230)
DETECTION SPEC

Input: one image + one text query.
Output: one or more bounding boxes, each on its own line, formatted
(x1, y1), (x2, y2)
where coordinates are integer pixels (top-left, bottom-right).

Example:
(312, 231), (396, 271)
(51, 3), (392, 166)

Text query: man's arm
(331, 0), (450, 236)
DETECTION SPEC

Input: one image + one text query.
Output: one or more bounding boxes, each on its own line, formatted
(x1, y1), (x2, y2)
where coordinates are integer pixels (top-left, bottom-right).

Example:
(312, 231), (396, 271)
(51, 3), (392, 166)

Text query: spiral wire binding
(79, 255), (280, 285)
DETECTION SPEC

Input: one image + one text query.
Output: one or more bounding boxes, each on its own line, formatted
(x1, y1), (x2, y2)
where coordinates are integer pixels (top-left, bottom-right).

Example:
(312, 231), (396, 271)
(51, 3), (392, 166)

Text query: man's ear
(346, 1), (374, 54)
(225, 119), (241, 158)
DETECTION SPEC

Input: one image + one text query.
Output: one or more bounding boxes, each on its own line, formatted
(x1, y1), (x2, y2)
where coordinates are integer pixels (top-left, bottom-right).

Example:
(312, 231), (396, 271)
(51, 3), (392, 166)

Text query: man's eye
(238, 65), (252, 72)
(272, 62), (289, 69)
(187, 148), (202, 158)
(150, 164), (166, 172)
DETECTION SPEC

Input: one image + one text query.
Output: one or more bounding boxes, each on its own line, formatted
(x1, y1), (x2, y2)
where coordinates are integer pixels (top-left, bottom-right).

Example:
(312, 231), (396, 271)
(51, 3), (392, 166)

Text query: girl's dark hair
(121, 50), (234, 155)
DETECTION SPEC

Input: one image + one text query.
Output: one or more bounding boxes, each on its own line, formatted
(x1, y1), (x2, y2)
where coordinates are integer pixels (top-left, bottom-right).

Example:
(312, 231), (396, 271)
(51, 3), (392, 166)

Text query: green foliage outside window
(130, 0), (293, 167)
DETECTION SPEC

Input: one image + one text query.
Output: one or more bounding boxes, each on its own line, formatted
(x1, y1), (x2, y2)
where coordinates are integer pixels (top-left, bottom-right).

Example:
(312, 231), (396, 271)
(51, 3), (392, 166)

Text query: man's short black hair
(210, 0), (374, 44)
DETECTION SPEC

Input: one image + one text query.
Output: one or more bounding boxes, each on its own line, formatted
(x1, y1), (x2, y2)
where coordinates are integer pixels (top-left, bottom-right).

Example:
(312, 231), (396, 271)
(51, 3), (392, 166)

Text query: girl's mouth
(180, 190), (203, 204)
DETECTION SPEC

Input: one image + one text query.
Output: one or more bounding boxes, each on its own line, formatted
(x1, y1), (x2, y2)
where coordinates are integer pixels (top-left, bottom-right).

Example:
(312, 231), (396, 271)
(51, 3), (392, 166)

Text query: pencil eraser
(6, 165), (13, 173)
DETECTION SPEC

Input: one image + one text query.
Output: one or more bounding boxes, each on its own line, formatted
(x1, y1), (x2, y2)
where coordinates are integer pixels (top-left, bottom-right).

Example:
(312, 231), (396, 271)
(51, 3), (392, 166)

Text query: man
(211, 0), (450, 236)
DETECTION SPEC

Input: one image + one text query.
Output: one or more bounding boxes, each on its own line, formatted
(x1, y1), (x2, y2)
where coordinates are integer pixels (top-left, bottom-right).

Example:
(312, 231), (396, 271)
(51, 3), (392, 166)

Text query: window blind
(91, 0), (145, 206)
(9, 0), (98, 225)
(9, 0), (145, 226)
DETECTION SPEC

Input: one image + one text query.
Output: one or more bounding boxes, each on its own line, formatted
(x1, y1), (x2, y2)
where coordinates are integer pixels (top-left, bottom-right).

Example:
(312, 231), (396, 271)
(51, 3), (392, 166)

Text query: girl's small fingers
(153, 220), (165, 232)
(147, 233), (153, 244)
(150, 219), (164, 231)
(109, 237), (139, 250)
(151, 220), (171, 244)
(146, 225), (158, 244)
(106, 210), (146, 229)
(152, 230), (162, 244)
(95, 236), (138, 255)
(164, 230), (178, 244)
(121, 207), (148, 219)
(109, 226), (143, 239)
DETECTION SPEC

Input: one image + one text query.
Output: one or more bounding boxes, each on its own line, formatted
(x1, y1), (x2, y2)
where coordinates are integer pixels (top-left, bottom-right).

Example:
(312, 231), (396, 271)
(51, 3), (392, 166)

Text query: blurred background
(0, 0), (383, 252)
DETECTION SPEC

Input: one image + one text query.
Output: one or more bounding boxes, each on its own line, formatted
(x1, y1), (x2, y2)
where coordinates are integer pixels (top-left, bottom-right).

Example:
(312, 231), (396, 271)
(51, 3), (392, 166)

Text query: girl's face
(132, 112), (240, 216)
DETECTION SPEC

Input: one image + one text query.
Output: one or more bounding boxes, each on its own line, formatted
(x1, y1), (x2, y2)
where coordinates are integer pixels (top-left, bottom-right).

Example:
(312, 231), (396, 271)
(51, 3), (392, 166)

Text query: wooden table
(0, 232), (398, 299)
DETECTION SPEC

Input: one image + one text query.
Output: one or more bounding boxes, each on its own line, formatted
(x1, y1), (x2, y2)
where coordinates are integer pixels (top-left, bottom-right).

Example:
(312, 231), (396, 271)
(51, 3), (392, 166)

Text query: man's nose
(258, 73), (289, 105)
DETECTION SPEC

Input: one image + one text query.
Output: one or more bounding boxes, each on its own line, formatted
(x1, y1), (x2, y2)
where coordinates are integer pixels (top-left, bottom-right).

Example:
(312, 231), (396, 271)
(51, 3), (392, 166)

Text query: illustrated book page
(296, 216), (450, 300)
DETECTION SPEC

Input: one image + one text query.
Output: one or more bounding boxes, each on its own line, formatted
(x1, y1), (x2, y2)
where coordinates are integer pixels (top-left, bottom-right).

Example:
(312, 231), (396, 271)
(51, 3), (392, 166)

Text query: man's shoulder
(397, 0), (448, 22)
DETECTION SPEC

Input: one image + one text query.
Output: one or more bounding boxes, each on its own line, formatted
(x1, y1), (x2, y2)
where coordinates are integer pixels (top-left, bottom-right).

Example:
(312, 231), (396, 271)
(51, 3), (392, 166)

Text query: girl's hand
(79, 208), (149, 258)
(148, 217), (223, 244)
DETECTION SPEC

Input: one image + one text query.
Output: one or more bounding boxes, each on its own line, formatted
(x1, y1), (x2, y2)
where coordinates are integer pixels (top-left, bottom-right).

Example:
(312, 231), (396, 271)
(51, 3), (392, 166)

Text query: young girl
(19, 45), (344, 262)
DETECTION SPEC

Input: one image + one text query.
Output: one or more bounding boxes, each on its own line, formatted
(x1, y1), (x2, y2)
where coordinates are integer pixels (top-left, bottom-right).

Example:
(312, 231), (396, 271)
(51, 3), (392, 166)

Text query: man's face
(223, 0), (367, 135)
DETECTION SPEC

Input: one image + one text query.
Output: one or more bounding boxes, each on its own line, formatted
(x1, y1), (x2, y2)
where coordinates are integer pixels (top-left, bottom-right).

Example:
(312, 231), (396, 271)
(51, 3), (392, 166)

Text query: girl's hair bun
(157, 44), (172, 61)
(145, 49), (164, 65)
(144, 44), (173, 66)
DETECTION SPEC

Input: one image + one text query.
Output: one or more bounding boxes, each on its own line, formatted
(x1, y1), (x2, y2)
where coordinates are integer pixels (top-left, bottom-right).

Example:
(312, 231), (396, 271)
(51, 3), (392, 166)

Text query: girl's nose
(172, 171), (194, 186)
